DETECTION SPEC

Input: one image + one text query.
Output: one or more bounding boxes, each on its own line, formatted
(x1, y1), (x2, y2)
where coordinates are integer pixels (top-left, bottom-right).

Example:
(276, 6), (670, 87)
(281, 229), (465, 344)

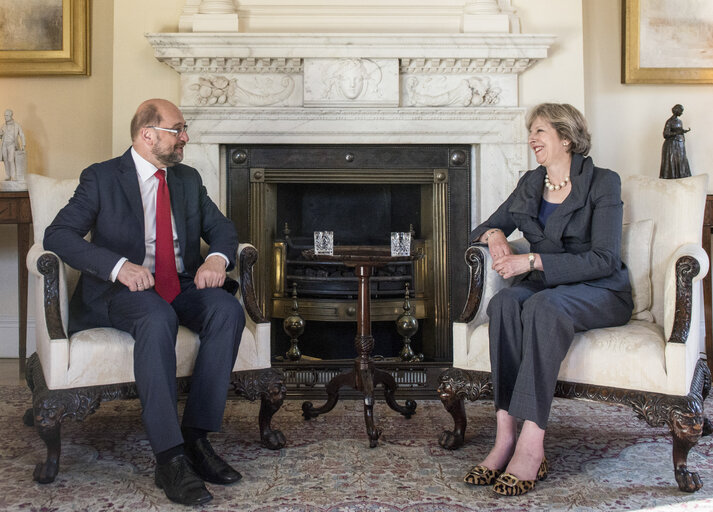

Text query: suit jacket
(470, 153), (631, 293)
(44, 148), (239, 333)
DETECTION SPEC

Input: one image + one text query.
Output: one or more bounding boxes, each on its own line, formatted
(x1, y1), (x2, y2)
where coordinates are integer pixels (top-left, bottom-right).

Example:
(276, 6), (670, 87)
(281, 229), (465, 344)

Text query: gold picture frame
(0, 0), (90, 76)
(622, 0), (713, 84)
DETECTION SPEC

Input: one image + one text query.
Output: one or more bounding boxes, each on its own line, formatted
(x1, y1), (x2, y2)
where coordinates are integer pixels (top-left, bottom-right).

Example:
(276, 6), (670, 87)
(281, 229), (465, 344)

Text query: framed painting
(0, 0), (90, 76)
(622, 0), (713, 84)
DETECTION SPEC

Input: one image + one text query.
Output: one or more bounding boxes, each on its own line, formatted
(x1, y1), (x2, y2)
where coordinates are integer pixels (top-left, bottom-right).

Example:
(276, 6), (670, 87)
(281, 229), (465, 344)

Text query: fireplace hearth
(226, 144), (470, 396)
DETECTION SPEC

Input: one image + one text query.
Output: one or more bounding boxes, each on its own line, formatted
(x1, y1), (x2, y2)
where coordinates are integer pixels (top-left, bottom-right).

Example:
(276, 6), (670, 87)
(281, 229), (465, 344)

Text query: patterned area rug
(3, 384), (713, 511)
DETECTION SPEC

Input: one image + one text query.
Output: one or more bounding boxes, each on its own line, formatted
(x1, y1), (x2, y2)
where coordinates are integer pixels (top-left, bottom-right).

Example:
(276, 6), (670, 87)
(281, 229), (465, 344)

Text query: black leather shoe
(185, 438), (242, 485)
(154, 454), (213, 506)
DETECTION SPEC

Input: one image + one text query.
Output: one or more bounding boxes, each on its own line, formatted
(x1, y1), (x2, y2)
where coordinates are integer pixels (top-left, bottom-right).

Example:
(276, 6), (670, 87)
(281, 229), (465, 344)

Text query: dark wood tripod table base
(301, 246), (418, 447)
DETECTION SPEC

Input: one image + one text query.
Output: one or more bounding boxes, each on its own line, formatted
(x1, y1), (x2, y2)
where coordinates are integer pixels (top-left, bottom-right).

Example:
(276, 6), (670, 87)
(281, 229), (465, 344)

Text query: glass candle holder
(314, 231), (334, 255)
(390, 232), (411, 256)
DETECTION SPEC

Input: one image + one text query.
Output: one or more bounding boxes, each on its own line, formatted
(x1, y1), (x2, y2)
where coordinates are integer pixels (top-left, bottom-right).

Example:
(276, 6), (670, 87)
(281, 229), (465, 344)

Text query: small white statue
(0, 109), (27, 182)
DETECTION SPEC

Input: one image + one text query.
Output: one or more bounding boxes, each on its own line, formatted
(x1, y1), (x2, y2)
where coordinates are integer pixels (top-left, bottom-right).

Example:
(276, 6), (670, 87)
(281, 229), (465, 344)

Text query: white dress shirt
(109, 148), (228, 281)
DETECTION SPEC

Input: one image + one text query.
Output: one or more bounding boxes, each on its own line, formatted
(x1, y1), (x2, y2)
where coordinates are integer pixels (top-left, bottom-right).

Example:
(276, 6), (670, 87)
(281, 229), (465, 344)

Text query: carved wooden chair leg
(438, 384), (466, 450)
(258, 393), (286, 450)
(33, 420), (62, 484)
(231, 368), (287, 450)
(670, 401), (704, 493)
(437, 368), (468, 450)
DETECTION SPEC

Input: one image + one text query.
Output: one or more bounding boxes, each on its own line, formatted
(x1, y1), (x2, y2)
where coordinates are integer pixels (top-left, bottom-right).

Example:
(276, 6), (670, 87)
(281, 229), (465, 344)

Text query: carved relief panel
(182, 73), (302, 107)
(303, 58), (399, 107)
(401, 74), (517, 108)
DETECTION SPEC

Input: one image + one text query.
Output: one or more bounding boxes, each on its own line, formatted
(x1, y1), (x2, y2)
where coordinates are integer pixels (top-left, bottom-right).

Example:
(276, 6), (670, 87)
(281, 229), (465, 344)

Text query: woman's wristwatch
(528, 253), (535, 271)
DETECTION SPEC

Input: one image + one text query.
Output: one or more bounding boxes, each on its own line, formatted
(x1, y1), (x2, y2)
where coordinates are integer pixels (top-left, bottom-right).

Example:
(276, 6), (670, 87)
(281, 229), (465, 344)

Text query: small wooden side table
(301, 246), (419, 447)
(0, 191), (32, 377)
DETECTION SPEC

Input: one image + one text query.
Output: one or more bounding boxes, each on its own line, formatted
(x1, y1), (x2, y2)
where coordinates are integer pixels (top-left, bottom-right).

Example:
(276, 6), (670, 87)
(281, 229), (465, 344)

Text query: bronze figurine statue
(660, 104), (691, 179)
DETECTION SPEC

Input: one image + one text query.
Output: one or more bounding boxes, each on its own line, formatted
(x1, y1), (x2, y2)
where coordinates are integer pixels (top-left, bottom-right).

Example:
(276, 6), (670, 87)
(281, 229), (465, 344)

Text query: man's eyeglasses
(148, 125), (188, 137)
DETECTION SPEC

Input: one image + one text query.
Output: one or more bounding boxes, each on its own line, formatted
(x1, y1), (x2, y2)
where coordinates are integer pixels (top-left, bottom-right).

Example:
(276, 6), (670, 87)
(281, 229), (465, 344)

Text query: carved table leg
(302, 371), (354, 419)
(374, 368), (417, 418)
(355, 356), (381, 448)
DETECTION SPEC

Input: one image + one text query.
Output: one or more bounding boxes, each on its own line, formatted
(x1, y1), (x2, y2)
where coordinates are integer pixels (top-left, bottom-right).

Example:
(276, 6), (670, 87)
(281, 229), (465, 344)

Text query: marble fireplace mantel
(146, 30), (555, 223)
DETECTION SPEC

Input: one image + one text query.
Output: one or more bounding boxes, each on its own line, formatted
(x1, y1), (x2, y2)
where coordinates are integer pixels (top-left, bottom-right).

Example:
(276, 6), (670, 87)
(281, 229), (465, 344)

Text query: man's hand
(117, 261), (155, 292)
(194, 255), (227, 289)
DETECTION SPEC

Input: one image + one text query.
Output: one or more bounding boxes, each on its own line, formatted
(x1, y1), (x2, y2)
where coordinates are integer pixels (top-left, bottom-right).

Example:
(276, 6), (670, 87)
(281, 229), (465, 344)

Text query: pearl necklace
(544, 174), (570, 191)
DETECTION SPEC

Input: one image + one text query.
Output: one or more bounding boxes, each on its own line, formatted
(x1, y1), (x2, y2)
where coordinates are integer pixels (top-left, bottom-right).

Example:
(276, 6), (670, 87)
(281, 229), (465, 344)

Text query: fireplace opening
(276, 182), (421, 300)
(226, 144), (471, 369)
(277, 183), (421, 246)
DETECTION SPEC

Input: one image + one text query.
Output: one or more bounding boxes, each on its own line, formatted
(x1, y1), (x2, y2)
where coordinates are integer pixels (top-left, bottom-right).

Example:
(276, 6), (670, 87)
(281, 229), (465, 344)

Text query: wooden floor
(0, 359), (25, 387)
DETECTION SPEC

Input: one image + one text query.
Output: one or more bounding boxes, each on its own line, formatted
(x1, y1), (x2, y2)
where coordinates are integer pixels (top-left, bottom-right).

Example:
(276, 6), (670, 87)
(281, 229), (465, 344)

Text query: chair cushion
(621, 219), (654, 320)
(464, 320), (669, 394)
(66, 325), (259, 388)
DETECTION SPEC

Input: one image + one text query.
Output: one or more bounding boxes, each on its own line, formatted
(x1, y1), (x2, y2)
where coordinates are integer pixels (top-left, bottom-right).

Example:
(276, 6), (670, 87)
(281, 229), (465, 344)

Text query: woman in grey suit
(463, 103), (633, 495)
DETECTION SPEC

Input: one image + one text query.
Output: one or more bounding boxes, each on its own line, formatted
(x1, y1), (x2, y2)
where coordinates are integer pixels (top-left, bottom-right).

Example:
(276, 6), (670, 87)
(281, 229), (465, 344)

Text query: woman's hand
(484, 229), (512, 259)
(492, 254), (531, 279)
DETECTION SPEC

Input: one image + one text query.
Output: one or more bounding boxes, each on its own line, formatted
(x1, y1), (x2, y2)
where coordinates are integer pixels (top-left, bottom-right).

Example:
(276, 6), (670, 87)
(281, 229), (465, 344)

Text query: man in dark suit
(44, 99), (245, 506)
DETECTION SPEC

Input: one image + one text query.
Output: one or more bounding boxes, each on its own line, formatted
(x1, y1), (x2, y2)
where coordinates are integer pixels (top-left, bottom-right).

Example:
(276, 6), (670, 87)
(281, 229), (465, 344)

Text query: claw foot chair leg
(34, 422), (62, 483)
(437, 379), (466, 450)
(26, 353), (105, 484)
(671, 411), (704, 492)
(669, 387), (706, 492)
(232, 368), (287, 450)
(437, 368), (493, 450)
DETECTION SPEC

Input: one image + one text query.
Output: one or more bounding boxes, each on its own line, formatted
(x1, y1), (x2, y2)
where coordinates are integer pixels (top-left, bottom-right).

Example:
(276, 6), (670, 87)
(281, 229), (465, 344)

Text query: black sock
(156, 444), (184, 465)
(182, 426), (209, 444)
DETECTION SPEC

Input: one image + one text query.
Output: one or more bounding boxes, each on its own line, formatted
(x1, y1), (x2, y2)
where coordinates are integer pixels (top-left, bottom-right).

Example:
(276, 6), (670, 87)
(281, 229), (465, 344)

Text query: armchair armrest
(662, 243), (709, 395)
(236, 243), (267, 324)
(453, 238), (527, 369)
(235, 243), (271, 369)
(663, 244), (708, 343)
(26, 243), (70, 389)
(457, 238), (529, 324)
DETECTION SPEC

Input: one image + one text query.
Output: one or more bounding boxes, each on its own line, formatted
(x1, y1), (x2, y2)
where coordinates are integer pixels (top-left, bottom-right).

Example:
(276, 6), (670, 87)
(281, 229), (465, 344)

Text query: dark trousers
(487, 276), (632, 429)
(107, 275), (245, 454)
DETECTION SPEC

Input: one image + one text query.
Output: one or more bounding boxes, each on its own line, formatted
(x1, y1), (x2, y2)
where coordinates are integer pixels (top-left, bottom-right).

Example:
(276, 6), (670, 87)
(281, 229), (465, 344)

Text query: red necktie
(154, 169), (180, 303)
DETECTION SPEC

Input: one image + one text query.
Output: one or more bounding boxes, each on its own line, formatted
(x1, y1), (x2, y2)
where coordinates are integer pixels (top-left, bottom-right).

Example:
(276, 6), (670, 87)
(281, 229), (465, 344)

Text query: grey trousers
(487, 275), (632, 429)
(108, 275), (245, 454)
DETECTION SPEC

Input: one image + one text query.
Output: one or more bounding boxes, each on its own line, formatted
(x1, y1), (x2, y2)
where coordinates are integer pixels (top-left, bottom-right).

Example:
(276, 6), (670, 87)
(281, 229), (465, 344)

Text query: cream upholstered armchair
(438, 174), (711, 492)
(23, 174), (286, 484)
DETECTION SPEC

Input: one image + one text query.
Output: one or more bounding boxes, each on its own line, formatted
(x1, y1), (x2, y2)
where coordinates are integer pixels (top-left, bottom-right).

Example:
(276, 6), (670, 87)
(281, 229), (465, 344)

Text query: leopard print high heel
(463, 465), (503, 486)
(492, 457), (548, 496)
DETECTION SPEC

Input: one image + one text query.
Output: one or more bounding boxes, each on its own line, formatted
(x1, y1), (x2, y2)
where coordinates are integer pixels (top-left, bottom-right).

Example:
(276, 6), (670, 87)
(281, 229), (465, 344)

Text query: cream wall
(112, 0), (183, 155)
(583, 0), (713, 182)
(0, 0), (711, 358)
(0, 2), (114, 357)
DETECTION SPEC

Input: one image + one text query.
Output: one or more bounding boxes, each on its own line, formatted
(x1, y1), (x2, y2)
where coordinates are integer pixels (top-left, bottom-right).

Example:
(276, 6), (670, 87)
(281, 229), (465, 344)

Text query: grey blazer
(470, 153), (631, 293)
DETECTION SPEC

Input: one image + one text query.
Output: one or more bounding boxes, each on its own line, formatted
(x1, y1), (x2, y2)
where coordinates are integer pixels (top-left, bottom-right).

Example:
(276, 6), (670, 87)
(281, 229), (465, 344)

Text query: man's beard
(152, 142), (183, 166)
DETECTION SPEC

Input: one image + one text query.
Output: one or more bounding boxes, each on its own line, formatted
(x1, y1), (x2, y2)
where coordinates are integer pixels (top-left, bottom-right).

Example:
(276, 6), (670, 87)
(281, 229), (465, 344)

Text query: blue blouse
(538, 198), (559, 228)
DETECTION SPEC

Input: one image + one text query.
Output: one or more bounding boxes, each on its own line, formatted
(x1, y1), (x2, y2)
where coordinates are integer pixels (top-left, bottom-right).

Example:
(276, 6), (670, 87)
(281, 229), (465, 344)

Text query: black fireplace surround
(226, 144), (471, 398)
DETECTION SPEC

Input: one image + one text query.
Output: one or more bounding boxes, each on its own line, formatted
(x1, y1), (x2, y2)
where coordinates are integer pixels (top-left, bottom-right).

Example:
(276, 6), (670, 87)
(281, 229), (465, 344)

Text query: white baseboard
(0, 315), (37, 358)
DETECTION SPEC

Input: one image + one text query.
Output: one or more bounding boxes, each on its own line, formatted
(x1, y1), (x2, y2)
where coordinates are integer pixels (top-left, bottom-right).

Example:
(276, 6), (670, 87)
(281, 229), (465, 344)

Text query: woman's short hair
(526, 103), (591, 156)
